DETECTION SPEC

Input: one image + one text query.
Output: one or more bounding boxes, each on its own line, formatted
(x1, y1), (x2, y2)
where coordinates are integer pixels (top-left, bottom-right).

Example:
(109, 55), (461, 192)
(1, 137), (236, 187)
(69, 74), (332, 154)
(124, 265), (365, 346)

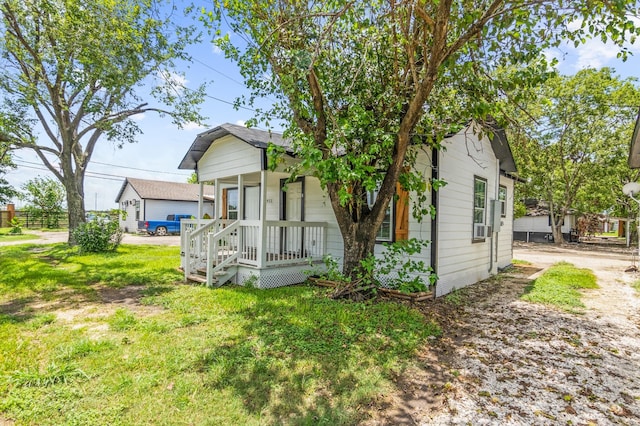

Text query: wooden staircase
(186, 264), (238, 287)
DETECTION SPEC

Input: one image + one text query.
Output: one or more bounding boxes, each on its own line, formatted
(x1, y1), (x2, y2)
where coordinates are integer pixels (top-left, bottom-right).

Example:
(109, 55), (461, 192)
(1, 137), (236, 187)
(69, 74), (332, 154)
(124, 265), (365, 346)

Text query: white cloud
(212, 43), (222, 55)
(235, 120), (246, 127)
(567, 16), (640, 71)
(183, 121), (208, 131)
(156, 70), (188, 93)
(131, 113), (146, 122)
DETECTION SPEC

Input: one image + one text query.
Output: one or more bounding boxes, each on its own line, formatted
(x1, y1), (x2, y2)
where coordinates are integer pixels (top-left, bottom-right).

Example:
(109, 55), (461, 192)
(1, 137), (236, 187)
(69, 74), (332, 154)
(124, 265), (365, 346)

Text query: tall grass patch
(521, 262), (598, 312)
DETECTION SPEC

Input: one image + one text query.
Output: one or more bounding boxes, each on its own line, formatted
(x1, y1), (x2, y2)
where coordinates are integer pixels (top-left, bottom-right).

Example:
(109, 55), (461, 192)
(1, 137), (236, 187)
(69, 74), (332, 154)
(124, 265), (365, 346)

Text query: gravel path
(371, 242), (640, 425)
(0, 231), (180, 246)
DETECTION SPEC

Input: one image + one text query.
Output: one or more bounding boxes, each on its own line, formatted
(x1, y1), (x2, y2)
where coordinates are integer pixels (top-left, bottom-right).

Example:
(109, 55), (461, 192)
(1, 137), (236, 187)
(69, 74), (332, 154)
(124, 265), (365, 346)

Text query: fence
(0, 208), (68, 229)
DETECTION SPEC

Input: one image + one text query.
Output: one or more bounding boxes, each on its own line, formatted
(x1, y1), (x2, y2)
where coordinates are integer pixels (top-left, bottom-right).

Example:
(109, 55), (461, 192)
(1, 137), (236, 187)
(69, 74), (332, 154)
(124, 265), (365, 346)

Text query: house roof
(178, 123), (290, 170)
(178, 121), (518, 174)
(628, 108), (640, 168)
(480, 119), (518, 174)
(114, 177), (215, 203)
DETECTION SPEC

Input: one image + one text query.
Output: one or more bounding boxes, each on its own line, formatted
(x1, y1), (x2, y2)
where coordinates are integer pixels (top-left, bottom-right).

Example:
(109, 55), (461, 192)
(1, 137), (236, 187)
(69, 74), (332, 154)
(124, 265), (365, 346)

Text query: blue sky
(4, 19), (640, 211)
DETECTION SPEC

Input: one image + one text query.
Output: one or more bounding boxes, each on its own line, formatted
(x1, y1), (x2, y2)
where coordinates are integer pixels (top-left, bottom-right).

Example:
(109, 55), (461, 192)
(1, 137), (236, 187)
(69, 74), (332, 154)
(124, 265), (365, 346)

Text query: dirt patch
(1, 285), (165, 332)
(367, 243), (640, 425)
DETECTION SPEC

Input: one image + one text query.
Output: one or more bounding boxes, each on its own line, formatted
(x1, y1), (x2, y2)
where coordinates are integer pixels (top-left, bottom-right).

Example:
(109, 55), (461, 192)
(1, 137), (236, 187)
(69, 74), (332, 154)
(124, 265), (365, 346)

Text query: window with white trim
(473, 177), (487, 240)
(499, 185), (507, 217)
(367, 189), (393, 242)
(227, 188), (238, 220)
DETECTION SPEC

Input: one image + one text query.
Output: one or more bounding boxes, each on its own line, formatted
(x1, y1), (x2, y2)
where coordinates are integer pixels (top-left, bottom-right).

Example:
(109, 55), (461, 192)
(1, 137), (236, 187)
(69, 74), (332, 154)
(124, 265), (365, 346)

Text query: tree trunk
(341, 222), (378, 280)
(64, 178), (85, 245)
(551, 217), (564, 245)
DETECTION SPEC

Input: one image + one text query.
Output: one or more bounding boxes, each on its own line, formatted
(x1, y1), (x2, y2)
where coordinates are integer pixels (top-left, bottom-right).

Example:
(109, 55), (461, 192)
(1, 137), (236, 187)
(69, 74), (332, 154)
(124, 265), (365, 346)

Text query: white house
(513, 201), (577, 243)
(115, 177), (215, 232)
(177, 123), (517, 297)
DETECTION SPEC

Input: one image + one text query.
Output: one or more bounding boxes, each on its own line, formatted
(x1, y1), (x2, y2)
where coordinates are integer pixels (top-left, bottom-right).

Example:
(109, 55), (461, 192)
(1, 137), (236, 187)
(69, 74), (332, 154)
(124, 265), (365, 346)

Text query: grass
(631, 280), (640, 294)
(0, 243), (440, 425)
(0, 227), (39, 242)
(520, 261), (598, 312)
(512, 259), (532, 265)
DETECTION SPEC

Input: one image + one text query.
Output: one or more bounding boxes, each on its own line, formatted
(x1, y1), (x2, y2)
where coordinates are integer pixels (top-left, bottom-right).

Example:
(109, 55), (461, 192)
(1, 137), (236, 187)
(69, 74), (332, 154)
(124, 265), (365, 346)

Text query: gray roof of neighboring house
(629, 108), (640, 168)
(178, 123), (290, 170)
(114, 177), (215, 203)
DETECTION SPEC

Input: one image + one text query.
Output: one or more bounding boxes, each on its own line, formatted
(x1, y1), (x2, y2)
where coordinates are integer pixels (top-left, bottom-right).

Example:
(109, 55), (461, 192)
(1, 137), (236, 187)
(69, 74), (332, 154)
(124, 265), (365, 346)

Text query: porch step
(187, 265), (238, 287)
(186, 274), (208, 284)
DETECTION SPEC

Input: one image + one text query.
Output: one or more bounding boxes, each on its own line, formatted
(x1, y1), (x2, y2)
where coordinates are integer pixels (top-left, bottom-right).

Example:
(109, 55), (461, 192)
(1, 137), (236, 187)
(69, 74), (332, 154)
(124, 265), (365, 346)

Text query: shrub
(73, 218), (123, 253)
(8, 217), (22, 234)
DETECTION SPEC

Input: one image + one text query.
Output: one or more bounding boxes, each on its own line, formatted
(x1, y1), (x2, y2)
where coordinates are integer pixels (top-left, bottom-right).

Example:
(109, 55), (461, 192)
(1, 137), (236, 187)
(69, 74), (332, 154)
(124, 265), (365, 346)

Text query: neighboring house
(115, 177), (215, 232)
(177, 122), (517, 297)
(513, 201), (577, 243)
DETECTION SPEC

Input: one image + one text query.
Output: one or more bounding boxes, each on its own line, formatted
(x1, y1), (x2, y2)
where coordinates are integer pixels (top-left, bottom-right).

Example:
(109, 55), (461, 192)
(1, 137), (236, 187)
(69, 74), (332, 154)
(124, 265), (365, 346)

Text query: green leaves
(510, 68), (640, 222)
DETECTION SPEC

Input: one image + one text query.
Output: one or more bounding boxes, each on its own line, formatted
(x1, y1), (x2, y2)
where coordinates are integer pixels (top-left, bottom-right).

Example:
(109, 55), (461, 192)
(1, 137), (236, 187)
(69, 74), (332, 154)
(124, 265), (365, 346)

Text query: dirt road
(372, 243), (640, 425)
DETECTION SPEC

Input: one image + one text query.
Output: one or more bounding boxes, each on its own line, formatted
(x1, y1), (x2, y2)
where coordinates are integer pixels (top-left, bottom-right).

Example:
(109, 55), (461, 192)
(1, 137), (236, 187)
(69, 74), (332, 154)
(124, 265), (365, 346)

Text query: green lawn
(0, 244), (440, 425)
(520, 261), (598, 312)
(0, 228), (39, 243)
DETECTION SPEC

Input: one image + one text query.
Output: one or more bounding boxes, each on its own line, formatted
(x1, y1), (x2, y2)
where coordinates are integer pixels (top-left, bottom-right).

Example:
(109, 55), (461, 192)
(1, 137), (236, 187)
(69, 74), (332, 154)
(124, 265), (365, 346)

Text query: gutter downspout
(489, 159), (500, 273)
(430, 147), (439, 297)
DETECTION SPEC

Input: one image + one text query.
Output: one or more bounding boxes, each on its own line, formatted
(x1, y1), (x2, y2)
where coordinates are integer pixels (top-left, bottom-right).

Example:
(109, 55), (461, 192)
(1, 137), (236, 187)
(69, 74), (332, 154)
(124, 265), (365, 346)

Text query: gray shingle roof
(114, 177), (215, 203)
(178, 123), (290, 170)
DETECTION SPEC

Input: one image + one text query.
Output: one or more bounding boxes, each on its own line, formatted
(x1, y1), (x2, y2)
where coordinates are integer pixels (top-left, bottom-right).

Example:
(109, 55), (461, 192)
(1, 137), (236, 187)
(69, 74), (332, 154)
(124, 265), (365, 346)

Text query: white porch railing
(181, 219), (327, 285)
(181, 219), (231, 278)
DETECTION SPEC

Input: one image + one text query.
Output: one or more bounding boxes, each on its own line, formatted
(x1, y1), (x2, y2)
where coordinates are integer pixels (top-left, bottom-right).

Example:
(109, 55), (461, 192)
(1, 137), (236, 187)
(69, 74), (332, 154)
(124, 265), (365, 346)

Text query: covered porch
(180, 170), (328, 288)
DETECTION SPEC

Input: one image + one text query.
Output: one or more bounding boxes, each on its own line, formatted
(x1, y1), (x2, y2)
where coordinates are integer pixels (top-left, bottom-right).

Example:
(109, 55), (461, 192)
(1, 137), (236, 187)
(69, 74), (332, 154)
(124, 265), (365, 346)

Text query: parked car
(138, 214), (193, 236)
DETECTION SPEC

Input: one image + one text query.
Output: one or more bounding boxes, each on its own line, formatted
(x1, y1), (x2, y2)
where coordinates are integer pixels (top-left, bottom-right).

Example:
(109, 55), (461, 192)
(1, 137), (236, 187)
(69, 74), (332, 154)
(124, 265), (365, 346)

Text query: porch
(180, 218), (327, 288)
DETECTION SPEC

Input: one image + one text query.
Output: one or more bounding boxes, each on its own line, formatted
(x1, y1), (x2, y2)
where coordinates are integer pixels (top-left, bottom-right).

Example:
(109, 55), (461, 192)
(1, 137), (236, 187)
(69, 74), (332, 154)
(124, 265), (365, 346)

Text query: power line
(90, 160), (191, 176)
(192, 56), (245, 86)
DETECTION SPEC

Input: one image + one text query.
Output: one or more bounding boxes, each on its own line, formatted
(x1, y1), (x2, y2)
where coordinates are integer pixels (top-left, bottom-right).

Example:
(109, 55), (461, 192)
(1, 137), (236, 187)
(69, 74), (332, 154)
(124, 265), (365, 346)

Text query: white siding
(514, 214), (575, 234)
(116, 184), (141, 233)
(116, 182), (214, 232)
(435, 127), (512, 296)
(303, 176), (343, 261)
(497, 176), (515, 269)
(197, 135), (263, 181)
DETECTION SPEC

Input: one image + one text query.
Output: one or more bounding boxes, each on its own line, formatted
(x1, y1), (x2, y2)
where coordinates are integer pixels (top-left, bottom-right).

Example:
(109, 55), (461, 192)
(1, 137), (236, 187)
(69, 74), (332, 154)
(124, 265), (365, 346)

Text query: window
(135, 200), (140, 221)
(227, 188), (238, 220)
(499, 186), (507, 217)
(473, 177), (487, 240)
(367, 189), (393, 242)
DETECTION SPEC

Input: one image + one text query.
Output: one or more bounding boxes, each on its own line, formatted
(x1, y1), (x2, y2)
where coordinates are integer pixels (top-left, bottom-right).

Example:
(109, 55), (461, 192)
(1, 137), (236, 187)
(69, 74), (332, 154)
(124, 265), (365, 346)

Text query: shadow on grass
(187, 286), (437, 424)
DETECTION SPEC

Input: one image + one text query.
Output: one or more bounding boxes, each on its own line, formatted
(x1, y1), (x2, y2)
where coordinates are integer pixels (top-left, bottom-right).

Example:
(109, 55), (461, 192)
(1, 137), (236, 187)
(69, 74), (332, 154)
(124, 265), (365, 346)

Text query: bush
(8, 217), (22, 234)
(73, 218), (123, 253)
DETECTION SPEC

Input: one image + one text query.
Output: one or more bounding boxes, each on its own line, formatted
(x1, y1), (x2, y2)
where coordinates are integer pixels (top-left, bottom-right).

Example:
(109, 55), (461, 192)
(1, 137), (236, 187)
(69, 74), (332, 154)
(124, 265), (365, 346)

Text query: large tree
(211, 1), (638, 278)
(0, 137), (17, 204)
(510, 68), (640, 243)
(0, 0), (206, 243)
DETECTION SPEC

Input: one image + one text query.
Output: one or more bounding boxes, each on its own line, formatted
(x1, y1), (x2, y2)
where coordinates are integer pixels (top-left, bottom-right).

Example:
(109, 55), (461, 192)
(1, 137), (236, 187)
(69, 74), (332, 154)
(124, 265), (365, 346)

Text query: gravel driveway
(0, 231), (180, 246)
(371, 242), (640, 425)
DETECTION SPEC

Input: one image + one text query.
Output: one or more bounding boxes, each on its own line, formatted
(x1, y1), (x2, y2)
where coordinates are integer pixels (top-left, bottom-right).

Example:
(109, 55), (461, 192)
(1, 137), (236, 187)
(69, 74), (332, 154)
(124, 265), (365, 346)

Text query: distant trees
(510, 68), (640, 243)
(0, 0), (206, 243)
(21, 177), (66, 228)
